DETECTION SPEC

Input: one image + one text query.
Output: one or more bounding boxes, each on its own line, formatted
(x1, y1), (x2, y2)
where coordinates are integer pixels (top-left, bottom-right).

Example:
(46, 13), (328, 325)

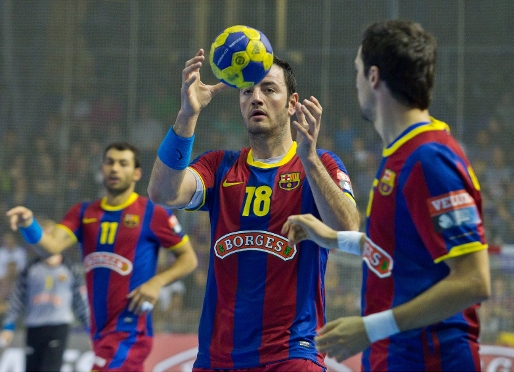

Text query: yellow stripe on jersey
(383, 118), (450, 157)
(467, 165), (481, 191)
(434, 242), (488, 264)
(165, 234), (190, 250)
(56, 224), (78, 243)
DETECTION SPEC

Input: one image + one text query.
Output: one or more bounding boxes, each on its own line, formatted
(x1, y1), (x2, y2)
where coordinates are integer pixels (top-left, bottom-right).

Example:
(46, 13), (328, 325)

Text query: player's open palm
(293, 96), (322, 161)
(181, 49), (228, 118)
(315, 316), (371, 362)
(6, 206), (34, 231)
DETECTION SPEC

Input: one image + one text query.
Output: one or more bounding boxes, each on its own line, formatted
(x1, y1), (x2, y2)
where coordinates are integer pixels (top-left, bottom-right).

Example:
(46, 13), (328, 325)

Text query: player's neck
(104, 187), (136, 207)
(249, 136), (294, 160)
(376, 102), (431, 146)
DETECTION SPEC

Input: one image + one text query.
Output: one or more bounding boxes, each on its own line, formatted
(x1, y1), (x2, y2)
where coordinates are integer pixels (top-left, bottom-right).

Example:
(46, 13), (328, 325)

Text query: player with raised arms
(148, 42), (360, 371)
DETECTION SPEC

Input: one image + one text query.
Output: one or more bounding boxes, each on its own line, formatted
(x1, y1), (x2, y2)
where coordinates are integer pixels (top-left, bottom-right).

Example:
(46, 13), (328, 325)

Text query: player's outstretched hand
(6, 206), (34, 231)
(292, 96), (322, 161)
(281, 213), (338, 248)
(315, 316), (371, 363)
(180, 49), (229, 118)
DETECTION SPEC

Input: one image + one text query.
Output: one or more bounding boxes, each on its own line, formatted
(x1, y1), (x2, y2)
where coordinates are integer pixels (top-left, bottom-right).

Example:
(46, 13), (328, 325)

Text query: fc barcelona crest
(123, 214), (140, 228)
(378, 169), (396, 196)
(279, 172), (301, 191)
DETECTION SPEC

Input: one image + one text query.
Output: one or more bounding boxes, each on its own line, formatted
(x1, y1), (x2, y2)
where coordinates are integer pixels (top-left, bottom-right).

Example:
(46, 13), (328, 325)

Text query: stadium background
(0, 0), (513, 358)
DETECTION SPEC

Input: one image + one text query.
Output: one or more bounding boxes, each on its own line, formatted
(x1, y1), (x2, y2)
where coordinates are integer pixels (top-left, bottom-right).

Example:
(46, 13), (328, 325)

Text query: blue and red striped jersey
(362, 119), (487, 371)
(57, 193), (188, 340)
(188, 142), (355, 369)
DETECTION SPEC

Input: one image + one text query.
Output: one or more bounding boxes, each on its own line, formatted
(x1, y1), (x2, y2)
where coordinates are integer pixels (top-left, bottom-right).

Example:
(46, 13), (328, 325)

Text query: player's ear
(134, 167), (142, 182)
(288, 92), (299, 115)
(368, 66), (380, 88)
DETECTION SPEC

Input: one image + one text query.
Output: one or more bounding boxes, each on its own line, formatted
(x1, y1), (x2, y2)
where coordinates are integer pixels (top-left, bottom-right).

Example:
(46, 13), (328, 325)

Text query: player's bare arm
(127, 240), (198, 314)
(282, 214), (364, 256)
(315, 248), (491, 362)
(148, 49), (228, 208)
(6, 206), (75, 255)
(293, 97), (360, 231)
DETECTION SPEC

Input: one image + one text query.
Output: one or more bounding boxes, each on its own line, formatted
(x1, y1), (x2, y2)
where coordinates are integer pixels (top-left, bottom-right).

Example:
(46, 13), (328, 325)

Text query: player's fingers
(300, 102), (316, 124)
(183, 74), (199, 91)
(333, 349), (352, 363)
(5, 206), (25, 217)
(316, 319), (339, 336)
(185, 52), (204, 68)
(306, 96), (322, 111)
(317, 343), (341, 357)
(211, 82), (230, 96)
(286, 225), (305, 245)
(9, 217), (18, 231)
(281, 219), (292, 235)
(294, 102), (306, 122)
(182, 62), (202, 82)
(291, 121), (309, 137)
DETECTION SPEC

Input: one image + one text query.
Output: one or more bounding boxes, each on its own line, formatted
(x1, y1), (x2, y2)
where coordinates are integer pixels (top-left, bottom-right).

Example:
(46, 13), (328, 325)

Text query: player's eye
(243, 88), (253, 95)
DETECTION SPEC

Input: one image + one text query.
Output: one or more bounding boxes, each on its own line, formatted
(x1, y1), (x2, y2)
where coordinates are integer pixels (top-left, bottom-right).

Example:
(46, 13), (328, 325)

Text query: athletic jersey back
(189, 142), (355, 369)
(57, 193), (188, 339)
(362, 119), (487, 371)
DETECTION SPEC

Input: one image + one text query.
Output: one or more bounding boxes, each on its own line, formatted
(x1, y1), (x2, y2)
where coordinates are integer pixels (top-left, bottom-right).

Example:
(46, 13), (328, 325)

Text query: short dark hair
(361, 19), (437, 110)
(103, 142), (142, 168)
(273, 55), (297, 97)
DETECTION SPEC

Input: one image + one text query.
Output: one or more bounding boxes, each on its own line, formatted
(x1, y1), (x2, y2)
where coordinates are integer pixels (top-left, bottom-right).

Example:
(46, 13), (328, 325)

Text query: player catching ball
(148, 47), (360, 371)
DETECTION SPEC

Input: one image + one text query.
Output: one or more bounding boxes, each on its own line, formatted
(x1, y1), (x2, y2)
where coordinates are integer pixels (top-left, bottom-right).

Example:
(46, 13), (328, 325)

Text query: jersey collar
(100, 192), (138, 211)
(247, 141), (297, 168)
(382, 117), (450, 157)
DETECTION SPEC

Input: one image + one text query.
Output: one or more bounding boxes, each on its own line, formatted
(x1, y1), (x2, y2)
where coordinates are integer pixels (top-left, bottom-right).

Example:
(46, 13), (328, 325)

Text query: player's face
(355, 47), (376, 123)
(239, 64), (297, 137)
(101, 149), (142, 195)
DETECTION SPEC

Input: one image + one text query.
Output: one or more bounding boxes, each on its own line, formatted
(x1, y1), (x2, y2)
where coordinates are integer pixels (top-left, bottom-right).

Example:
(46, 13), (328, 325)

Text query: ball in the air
(209, 25), (274, 89)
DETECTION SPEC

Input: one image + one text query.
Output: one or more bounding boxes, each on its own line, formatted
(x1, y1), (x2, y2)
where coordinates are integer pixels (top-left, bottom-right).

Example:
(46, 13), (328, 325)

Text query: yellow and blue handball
(209, 25), (274, 89)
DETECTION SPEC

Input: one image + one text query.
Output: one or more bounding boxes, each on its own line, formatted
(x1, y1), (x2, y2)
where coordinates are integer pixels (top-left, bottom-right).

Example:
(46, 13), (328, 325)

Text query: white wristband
(336, 231), (363, 255)
(362, 309), (400, 343)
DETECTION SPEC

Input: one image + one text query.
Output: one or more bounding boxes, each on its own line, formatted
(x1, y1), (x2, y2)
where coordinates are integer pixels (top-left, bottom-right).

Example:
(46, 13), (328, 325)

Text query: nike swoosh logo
(223, 180), (244, 187)
(82, 218), (97, 224)
(177, 149), (183, 160)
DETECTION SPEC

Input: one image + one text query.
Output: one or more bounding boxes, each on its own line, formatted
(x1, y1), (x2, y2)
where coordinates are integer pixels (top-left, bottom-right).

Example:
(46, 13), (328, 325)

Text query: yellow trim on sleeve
(55, 224), (78, 243)
(185, 167), (206, 211)
(165, 234), (190, 250)
(434, 242), (488, 264)
(344, 192), (357, 205)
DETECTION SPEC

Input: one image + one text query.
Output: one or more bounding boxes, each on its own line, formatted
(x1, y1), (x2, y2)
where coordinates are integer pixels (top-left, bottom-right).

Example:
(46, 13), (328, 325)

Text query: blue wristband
(2, 323), (15, 331)
(19, 218), (43, 244)
(158, 127), (195, 170)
